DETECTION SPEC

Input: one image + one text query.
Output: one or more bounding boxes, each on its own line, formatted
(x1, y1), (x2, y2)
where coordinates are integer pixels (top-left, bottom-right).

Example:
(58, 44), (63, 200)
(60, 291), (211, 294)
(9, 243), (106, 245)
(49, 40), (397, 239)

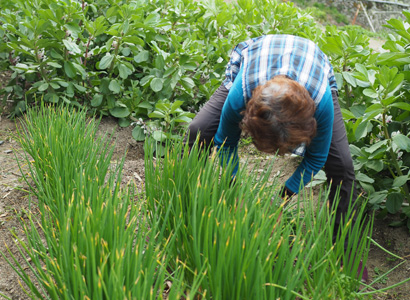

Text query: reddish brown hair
(241, 76), (317, 155)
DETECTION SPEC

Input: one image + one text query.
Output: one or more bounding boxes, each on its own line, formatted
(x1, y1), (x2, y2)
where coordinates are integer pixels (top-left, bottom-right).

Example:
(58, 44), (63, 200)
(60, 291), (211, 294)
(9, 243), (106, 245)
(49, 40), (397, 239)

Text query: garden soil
(0, 112), (410, 300)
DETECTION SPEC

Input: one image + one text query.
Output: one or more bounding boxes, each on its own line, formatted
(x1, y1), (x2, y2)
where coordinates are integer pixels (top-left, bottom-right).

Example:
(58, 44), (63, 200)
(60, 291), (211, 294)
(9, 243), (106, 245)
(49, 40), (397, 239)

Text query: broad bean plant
(1, 0), (410, 227)
(320, 12), (410, 229)
(0, 0), (317, 118)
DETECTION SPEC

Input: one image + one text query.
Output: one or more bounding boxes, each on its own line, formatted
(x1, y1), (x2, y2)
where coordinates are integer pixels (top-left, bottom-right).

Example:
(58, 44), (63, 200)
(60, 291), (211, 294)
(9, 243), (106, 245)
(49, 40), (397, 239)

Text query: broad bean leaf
(109, 80), (121, 94)
(364, 140), (388, 154)
(368, 148), (386, 160)
(152, 130), (166, 142)
(118, 64), (133, 79)
(44, 93), (58, 103)
(365, 160), (384, 172)
(73, 63), (87, 79)
(342, 72), (357, 87)
(180, 77), (195, 91)
(140, 75), (154, 87)
(363, 88), (378, 99)
(64, 61), (77, 78)
(390, 102), (410, 111)
(150, 78), (164, 92)
(387, 73), (404, 94)
(392, 133), (410, 152)
(110, 106), (130, 118)
(91, 94), (103, 107)
(149, 111), (165, 118)
(163, 66), (178, 78)
(134, 50), (149, 63)
(118, 118), (131, 128)
(63, 39), (81, 54)
(377, 53), (410, 66)
(341, 108), (355, 120)
(382, 96), (399, 106)
(73, 83), (86, 92)
(99, 54), (114, 70)
(350, 105), (366, 118)
(364, 103), (383, 121)
(356, 172), (375, 183)
(385, 18), (410, 41)
(393, 175), (409, 188)
(132, 126), (145, 141)
(170, 100), (184, 113)
(350, 144), (365, 157)
(334, 73), (343, 89)
(355, 120), (372, 140)
(144, 13), (160, 26)
(368, 190), (387, 205)
(47, 62), (62, 68)
(386, 192), (404, 214)
(38, 82), (49, 92)
(154, 103), (169, 112)
(174, 116), (193, 123)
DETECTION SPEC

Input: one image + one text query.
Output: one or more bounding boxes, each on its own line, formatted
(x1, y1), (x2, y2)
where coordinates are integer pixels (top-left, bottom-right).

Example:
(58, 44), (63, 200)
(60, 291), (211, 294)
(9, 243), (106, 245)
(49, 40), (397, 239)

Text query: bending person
(186, 34), (366, 281)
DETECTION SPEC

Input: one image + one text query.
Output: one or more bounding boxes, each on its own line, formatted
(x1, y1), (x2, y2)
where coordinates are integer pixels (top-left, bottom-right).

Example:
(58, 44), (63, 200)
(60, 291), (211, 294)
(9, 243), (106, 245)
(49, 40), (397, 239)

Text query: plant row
(0, 104), (381, 299)
(1, 0), (410, 226)
(0, 0), (318, 118)
(318, 12), (410, 228)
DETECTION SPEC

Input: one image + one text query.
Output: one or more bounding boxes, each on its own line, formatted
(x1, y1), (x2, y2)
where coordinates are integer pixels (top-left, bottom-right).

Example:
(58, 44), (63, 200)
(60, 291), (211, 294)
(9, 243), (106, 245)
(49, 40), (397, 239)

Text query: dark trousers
(186, 84), (358, 234)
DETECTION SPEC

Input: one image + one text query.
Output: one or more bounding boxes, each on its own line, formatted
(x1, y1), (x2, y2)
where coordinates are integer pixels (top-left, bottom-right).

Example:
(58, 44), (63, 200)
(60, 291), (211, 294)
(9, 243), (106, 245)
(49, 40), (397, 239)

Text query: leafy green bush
(338, 25), (390, 40)
(319, 12), (410, 228)
(0, 0), (320, 119)
(291, 0), (349, 25)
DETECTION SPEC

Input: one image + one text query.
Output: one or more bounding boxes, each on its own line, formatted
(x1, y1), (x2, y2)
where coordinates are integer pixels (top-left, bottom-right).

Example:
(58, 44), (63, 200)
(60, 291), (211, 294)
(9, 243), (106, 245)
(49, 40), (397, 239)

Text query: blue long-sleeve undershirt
(214, 68), (334, 194)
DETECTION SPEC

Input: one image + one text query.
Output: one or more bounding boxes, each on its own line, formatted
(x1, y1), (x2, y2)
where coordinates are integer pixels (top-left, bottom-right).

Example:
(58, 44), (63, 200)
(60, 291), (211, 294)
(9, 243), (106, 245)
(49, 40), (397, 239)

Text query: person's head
(241, 76), (317, 155)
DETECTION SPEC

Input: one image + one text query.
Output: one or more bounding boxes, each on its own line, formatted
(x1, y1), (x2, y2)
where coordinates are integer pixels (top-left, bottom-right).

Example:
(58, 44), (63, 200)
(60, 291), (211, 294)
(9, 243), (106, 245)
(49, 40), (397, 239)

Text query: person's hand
(280, 186), (295, 200)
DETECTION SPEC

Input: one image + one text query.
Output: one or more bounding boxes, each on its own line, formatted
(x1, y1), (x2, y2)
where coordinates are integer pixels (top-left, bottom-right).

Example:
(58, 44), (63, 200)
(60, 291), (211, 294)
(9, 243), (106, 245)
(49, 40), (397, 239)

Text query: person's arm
(214, 68), (245, 176)
(285, 85), (334, 194)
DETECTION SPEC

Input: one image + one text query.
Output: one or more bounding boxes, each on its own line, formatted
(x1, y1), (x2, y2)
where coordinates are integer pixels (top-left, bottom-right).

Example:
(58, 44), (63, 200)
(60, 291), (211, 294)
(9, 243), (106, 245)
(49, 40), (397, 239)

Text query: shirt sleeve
(214, 68), (245, 176)
(285, 85), (334, 194)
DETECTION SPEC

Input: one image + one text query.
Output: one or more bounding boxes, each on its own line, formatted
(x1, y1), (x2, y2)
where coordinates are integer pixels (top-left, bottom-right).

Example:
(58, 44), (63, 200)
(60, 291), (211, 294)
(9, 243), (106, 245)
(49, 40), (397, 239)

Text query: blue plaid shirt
(215, 35), (336, 194)
(223, 34), (337, 105)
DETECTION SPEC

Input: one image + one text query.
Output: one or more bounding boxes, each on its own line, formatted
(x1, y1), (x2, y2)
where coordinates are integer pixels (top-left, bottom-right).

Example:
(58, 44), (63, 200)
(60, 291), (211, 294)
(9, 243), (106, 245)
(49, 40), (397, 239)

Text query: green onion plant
(1, 104), (192, 299)
(144, 137), (373, 299)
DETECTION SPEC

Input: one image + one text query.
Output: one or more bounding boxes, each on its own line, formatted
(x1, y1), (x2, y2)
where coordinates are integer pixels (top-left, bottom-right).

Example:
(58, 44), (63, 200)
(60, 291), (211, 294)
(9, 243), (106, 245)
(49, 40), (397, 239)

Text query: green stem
(342, 59), (351, 108)
(108, 38), (120, 78)
(382, 112), (410, 202)
(386, 165), (396, 179)
(34, 41), (54, 93)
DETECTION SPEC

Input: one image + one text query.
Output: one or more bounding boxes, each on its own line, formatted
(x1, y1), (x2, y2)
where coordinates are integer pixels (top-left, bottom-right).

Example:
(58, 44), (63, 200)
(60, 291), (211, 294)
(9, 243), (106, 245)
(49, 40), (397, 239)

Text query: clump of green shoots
(1, 104), (194, 299)
(144, 137), (372, 299)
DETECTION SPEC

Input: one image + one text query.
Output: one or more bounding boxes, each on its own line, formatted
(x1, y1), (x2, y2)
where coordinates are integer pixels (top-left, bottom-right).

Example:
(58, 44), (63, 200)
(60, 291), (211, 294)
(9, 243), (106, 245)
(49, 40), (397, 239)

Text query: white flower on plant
(374, 114), (392, 123)
(391, 131), (400, 137)
(37, 50), (45, 60)
(397, 151), (403, 160)
(134, 118), (145, 126)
